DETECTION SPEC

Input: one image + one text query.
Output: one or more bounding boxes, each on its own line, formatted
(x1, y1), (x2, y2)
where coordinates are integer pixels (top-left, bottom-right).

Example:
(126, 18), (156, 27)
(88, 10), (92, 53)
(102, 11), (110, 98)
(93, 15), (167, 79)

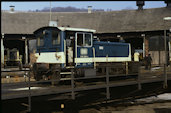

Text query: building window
(52, 30), (60, 45)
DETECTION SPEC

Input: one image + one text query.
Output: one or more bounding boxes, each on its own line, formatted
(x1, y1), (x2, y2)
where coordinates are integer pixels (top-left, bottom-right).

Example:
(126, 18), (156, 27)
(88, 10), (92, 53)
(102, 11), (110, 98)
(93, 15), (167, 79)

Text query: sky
(1, 1), (166, 11)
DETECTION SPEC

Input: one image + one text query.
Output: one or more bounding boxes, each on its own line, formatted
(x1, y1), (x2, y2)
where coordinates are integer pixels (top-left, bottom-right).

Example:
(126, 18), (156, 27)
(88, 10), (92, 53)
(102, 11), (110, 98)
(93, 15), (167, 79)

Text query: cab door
(66, 36), (75, 66)
(75, 32), (93, 67)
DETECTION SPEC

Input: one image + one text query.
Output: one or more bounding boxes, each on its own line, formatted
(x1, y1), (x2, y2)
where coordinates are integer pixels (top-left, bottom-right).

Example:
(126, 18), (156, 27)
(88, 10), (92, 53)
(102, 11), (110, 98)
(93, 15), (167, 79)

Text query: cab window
(77, 33), (83, 46)
(37, 33), (44, 47)
(85, 34), (91, 46)
(52, 30), (60, 45)
(77, 33), (92, 47)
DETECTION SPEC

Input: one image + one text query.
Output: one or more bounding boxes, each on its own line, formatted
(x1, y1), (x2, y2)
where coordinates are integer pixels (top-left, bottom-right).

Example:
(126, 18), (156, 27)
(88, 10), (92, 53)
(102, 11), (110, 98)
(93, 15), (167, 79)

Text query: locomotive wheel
(35, 71), (42, 81)
(42, 75), (48, 80)
(51, 71), (61, 85)
(32, 64), (42, 81)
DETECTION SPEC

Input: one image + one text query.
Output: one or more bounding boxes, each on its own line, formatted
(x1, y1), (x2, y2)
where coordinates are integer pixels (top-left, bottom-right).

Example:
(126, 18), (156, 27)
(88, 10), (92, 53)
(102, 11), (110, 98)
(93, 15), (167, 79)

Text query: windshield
(37, 32), (44, 47)
(52, 30), (60, 45)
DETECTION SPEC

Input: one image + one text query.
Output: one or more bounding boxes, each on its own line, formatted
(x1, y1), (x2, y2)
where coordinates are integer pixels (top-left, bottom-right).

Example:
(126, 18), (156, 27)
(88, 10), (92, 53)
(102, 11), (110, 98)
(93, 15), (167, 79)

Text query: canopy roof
(1, 7), (171, 34)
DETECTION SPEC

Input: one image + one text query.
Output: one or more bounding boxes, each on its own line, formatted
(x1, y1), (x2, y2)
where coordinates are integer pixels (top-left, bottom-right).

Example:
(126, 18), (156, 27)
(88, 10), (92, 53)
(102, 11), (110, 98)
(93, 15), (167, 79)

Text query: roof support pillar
(25, 39), (28, 64)
(1, 33), (4, 68)
(142, 34), (148, 57)
(23, 37), (28, 64)
(144, 36), (149, 57)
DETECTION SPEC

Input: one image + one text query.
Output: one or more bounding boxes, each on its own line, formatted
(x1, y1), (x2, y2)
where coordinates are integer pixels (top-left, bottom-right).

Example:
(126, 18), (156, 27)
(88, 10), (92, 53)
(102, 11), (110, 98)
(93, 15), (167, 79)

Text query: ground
(78, 102), (171, 113)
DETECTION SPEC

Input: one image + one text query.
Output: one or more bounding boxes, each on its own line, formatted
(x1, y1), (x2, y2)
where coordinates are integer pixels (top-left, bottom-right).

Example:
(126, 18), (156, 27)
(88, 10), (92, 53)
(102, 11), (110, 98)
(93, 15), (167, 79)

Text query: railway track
(2, 84), (171, 113)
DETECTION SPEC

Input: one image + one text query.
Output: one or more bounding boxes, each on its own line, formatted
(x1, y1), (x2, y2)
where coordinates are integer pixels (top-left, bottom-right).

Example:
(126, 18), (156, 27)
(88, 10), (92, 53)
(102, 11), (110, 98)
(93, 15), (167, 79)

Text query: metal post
(25, 38), (28, 64)
(106, 66), (110, 100)
(142, 34), (145, 58)
(145, 37), (149, 56)
(163, 29), (168, 88)
(169, 31), (171, 68)
(1, 33), (4, 67)
(163, 17), (171, 88)
(168, 39), (171, 61)
(93, 47), (96, 69)
(126, 62), (128, 75)
(138, 64), (142, 90)
(27, 69), (31, 112)
(71, 69), (75, 100)
(143, 40), (145, 57)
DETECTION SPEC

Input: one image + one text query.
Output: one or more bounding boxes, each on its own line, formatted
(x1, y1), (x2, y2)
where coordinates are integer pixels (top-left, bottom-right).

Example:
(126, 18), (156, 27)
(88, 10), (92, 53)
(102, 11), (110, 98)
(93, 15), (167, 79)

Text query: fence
(2, 62), (171, 112)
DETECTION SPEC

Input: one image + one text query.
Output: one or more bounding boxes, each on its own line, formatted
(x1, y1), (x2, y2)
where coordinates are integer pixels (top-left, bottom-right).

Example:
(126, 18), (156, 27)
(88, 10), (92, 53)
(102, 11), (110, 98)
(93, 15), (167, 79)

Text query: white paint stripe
(9, 87), (45, 91)
(75, 57), (131, 63)
(35, 52), (65, 63)
(35, 53), (131, 64)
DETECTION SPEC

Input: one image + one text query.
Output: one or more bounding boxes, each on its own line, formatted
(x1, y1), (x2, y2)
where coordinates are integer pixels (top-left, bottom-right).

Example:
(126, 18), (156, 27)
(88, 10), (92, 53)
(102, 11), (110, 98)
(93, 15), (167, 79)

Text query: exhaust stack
(88, 6), (92, 13)
(136, 1), (145, 10)
(9, 5), (15, 13)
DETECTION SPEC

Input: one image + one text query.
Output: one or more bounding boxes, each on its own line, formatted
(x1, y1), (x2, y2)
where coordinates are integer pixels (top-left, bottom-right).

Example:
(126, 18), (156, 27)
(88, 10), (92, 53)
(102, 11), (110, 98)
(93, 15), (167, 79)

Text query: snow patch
(136, 93), (171, 102)
(9, 87), (45, 91)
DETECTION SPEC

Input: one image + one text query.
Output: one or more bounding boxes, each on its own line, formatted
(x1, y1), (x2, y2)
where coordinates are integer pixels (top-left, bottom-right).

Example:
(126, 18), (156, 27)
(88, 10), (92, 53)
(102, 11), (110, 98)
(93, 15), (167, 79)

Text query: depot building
(1, 1), (171, 67)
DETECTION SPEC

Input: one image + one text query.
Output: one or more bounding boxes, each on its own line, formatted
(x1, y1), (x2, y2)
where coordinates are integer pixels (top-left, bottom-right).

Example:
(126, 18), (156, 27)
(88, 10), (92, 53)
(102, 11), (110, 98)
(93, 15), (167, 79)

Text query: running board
(60, 78), (71, 80)
(60, 72), (74, 75)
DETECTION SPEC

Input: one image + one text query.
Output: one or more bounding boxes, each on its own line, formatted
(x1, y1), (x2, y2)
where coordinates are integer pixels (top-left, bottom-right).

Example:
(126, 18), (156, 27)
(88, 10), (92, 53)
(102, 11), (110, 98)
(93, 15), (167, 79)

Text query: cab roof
(34, 26), (96, 34)
(58, 27), (96, 33)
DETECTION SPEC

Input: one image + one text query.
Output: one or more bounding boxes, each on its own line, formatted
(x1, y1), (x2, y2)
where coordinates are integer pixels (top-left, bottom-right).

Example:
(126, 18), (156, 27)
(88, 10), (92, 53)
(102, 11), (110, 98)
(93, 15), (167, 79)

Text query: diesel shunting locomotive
(31, 26), (134, 81)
